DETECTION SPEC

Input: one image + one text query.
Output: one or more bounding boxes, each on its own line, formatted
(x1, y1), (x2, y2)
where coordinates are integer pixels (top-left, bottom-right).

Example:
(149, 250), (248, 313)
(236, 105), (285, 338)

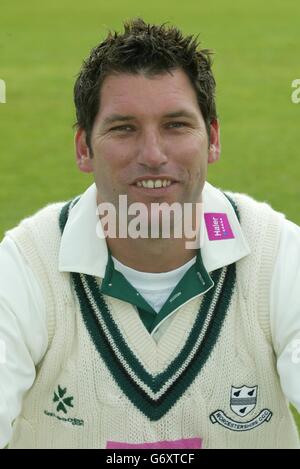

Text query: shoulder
(224, 189), (284, 220)
(279, 218), (300, 247)
(223, 190), (286, 244)
(274, 218), (300, 282)
(6, 202), (66, 239)
(204, 182), (285, 226)
(5, 202), (68, 268)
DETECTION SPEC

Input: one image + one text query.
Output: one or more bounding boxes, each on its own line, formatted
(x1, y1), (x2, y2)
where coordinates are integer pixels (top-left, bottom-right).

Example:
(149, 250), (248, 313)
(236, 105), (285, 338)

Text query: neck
(106, 237), (197, 273)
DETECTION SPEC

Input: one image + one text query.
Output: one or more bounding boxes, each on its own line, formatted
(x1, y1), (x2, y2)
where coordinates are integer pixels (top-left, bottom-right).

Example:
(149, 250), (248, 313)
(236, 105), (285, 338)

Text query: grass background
(0, 0), (299, 432)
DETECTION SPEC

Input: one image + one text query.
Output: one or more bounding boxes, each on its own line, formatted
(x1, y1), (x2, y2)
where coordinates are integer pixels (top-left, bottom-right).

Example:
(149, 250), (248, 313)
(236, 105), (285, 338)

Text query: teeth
(145, 180), (154, 188)
(136, 179), (173, 188)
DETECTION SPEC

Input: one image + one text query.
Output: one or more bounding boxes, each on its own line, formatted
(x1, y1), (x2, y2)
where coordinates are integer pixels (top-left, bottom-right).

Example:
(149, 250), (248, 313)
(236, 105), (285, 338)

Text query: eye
(166, 121), (188, 129)
(110, 125), (135, 132)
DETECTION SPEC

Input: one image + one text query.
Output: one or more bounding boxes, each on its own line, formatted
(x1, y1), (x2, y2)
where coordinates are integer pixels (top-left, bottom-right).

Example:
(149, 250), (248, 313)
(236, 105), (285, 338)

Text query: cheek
(170, 136), (208, 165)
(93, 141), (135, 189)
(180, 140), (208, 184)
(96, 139), (134, 168)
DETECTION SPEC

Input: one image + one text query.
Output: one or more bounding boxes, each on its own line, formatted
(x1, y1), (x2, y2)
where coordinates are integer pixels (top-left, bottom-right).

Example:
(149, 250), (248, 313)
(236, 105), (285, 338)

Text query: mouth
(130, 177), (180, 197)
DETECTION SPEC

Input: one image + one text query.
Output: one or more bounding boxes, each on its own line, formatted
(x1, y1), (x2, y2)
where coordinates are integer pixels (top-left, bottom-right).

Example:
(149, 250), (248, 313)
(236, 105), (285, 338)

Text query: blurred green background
(0, 0), (299, 432)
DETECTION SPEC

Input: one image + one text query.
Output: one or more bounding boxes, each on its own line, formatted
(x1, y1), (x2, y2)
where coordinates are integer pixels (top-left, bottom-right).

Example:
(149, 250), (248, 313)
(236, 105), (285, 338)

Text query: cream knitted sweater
(7, 192), (300, 449)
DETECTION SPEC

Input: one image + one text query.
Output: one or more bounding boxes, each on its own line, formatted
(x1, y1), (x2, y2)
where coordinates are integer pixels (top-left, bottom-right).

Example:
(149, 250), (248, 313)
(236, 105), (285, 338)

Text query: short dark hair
(74, 18), (217, 149)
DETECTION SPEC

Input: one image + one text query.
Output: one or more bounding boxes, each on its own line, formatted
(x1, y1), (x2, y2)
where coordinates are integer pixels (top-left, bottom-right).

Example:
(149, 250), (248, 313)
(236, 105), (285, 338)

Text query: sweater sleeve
(0, 236), (48, 448)
(270, 219), (300, 413)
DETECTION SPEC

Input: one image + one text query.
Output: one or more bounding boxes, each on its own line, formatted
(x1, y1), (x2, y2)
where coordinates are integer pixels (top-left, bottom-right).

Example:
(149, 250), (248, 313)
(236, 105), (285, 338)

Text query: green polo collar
(100, 249), (214, 333)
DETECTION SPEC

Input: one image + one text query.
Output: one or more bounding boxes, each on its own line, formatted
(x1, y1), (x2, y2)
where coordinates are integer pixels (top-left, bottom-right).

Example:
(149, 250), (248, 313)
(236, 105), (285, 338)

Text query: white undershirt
(112, 256), (197, 312)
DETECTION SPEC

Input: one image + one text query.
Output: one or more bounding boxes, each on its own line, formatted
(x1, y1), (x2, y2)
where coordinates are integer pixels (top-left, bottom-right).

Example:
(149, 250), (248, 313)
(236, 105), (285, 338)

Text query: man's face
(77, 69), (219, 212)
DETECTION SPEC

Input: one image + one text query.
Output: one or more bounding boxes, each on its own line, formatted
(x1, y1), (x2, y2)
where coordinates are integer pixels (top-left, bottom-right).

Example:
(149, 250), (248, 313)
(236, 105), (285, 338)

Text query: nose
(137, 129), (168, 168)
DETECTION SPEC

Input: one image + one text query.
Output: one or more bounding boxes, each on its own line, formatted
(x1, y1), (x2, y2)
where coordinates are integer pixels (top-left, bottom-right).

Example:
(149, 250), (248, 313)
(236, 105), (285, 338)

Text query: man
(0, 18), (299, 449)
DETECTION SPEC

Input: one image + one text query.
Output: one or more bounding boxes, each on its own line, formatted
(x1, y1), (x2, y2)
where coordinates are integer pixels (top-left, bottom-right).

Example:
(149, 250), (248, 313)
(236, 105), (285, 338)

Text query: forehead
(97, 69), (200, 120)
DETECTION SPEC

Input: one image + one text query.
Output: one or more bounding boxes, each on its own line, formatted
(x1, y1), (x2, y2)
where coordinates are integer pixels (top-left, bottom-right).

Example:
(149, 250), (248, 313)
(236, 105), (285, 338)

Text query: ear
(208, 119), (221, 164)
(75, 128), (94, 173)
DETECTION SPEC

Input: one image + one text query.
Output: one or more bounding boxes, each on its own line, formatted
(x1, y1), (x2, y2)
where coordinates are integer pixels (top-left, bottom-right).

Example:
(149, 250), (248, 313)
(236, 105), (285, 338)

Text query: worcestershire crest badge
(210, 384), (272, 431)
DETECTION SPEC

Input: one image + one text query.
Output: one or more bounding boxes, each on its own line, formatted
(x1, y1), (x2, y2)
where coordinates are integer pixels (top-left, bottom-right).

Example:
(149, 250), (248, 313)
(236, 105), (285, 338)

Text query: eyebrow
(163, 110), (198, 120)
(102, 110), (198, 127)
(102, 114), (136, 127)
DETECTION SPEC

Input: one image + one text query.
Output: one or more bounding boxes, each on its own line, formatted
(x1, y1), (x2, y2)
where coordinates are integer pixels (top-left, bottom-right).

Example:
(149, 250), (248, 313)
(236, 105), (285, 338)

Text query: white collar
(59, 182), (250, 277)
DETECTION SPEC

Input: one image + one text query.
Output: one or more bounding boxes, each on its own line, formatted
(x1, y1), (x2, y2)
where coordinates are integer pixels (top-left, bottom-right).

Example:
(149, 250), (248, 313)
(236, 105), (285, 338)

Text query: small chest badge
(230, 385), (257, 417)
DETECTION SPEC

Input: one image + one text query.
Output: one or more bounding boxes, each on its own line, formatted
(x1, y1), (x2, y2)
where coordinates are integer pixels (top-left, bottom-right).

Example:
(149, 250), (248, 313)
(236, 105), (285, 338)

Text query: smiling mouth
(133, 178), (176, 189)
